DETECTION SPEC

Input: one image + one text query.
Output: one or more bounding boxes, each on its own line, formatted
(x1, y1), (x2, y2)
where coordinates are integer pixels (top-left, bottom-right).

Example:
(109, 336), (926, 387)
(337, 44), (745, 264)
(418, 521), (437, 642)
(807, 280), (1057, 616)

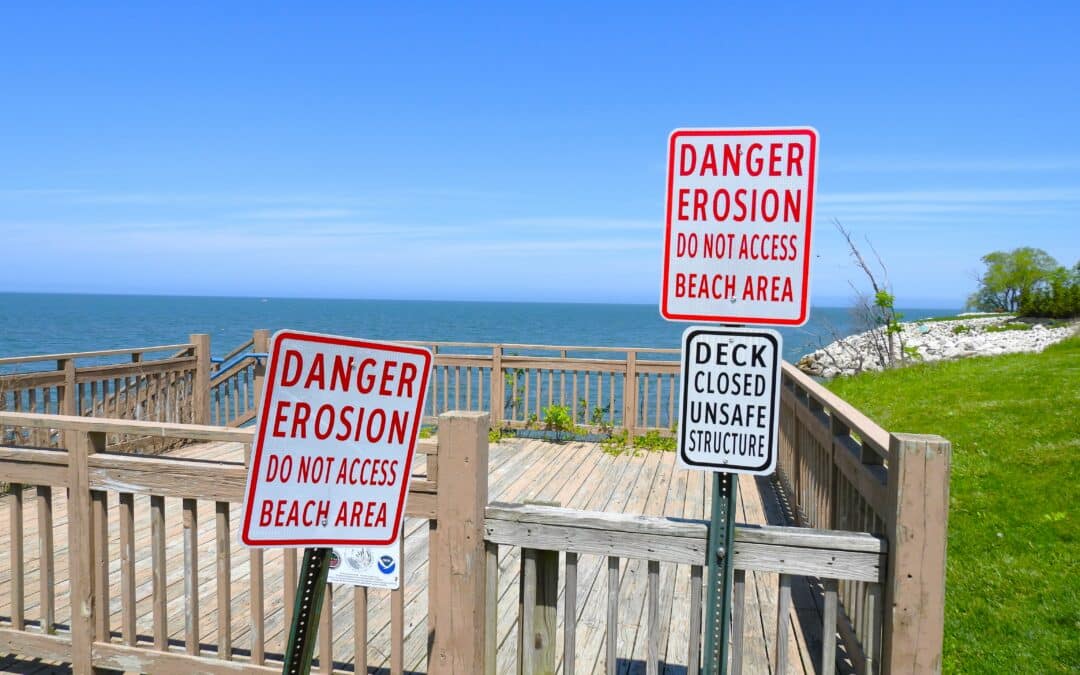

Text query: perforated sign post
(661, 127), (817, 675)
(240, 331), (431, 674)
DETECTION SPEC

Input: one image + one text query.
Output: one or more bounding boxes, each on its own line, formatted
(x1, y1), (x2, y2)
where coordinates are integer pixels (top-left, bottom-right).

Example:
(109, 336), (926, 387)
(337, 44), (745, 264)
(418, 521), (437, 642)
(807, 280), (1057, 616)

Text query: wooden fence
(0, 409), (477, 675)
(776, 366), (951, 674)
(0, 336), (212, 453)
(0, 333), (951, 673)
(485, 502), (885, 675)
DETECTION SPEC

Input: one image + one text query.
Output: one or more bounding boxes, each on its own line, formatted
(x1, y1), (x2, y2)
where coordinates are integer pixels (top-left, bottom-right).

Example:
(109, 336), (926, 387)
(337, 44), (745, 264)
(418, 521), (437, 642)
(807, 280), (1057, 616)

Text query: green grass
(984, 322), (1033, 332)
(826, 336), (1079, 673)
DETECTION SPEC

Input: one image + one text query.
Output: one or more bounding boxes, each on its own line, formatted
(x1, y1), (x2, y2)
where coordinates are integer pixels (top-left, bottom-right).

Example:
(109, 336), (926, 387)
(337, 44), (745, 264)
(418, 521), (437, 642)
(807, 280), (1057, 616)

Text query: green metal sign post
(281, 547), (332, 675)
(702, 472), (738, 675)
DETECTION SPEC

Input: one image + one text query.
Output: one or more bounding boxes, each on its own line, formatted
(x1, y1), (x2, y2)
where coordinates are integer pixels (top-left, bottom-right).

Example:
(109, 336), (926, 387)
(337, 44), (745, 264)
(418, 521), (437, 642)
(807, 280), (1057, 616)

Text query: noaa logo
(377, 555), (396, 574)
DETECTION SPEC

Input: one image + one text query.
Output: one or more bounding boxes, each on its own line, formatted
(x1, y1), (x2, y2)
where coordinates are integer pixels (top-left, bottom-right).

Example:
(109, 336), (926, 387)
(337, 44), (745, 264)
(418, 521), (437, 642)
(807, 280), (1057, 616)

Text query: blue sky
(2, 2), (1077, 308)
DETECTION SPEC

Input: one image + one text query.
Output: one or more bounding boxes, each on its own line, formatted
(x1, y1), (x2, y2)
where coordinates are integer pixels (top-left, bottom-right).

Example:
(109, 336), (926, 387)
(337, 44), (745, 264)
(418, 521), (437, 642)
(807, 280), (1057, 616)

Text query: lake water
(0, 293), (954, 364)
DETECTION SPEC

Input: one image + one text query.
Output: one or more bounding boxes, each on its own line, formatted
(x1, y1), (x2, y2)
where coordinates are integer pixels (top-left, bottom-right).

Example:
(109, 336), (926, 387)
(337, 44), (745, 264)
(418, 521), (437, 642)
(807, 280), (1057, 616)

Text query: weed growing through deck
(827, 335), (1080, 673)
(600, 429), (677, 456)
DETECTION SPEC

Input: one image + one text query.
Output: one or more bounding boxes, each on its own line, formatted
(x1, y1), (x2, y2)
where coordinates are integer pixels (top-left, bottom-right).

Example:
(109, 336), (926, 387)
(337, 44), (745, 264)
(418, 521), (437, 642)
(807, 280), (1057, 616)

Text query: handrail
(209, 351), (267, 382)
(484, 501), (885, 582)
(0, 411), (253, 443)
(0, 343), (194, 367)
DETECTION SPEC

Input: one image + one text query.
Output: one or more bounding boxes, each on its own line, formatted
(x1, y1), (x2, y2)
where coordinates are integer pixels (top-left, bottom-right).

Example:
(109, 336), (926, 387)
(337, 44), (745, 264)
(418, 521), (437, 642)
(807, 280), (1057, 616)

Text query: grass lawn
(826, 336), (1079, 673)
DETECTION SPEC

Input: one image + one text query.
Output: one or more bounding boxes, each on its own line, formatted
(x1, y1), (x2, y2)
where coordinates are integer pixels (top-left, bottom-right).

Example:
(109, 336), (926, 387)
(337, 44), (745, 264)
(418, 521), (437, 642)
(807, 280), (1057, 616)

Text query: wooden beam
(190, 334), (212, 425)
(430, 411), (489, 674)
(881, 433), (951, 674)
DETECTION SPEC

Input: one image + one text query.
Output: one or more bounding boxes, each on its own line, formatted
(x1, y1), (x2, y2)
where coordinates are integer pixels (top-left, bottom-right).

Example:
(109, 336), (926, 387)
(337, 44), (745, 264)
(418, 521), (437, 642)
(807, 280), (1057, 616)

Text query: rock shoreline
(796, 315), (1077, 378)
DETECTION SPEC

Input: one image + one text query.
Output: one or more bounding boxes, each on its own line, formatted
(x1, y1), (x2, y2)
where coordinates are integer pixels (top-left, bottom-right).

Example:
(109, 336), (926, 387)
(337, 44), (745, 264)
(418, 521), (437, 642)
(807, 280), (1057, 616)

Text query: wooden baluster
(183, 498), (200, 655)
(216, 501), (232, 659)
(37, 486), (54, 633)
(564, 552), (578, 675)
(9, 483), (24, 630)
(151, 495), (168, 650)
(646, 560), (660, 675)
(606, 556), (619, 675)
(731, 568), (746, 674)
(320, 583), (334, 673)
(776, 573), (792, 673)
(688, 565), (703, 675)
(354, 586), (368, 675)
(484, 542), (498, 675)
(119, 492), (136, 645)
(391, 534), (405, 675)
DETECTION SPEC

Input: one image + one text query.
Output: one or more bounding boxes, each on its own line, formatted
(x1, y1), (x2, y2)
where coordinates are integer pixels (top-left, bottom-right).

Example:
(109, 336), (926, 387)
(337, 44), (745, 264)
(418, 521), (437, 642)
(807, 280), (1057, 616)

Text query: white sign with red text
(661, 127), (819, 326)
(240, 331), (431, 548)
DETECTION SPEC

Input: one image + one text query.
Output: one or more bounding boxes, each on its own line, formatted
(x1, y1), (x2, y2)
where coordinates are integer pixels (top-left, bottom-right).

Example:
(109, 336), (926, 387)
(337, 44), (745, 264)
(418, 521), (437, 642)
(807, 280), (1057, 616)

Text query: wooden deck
(0, 438), (829, 674)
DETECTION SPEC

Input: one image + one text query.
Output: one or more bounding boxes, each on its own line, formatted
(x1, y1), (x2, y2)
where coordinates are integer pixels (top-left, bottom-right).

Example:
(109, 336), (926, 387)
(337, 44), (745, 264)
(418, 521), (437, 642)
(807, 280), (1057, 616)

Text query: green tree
(967, 247), (1058, 312)
(1019, 261), (1080, 318)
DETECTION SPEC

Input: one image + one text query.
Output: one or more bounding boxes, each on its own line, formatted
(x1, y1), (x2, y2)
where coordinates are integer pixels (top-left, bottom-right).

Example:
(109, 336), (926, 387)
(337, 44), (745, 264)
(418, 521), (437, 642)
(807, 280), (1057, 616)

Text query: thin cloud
(829, 157), (1080, 173)
(497, 216), (659, 232)
(820, 187), (1080, 204)
(234, 208), (360, 220)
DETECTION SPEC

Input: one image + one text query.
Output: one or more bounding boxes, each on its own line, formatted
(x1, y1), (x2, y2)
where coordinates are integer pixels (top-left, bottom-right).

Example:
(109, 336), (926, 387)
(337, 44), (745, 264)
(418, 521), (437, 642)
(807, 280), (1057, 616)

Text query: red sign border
(240, 331), (432, 548)
(660, 127), (819, 326)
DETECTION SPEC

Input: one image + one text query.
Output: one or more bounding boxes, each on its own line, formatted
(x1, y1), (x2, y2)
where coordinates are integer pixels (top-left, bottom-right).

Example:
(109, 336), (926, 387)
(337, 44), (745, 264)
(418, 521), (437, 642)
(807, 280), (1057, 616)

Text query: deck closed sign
(677, 326), (781, 475)
(241, 331), (431, 547)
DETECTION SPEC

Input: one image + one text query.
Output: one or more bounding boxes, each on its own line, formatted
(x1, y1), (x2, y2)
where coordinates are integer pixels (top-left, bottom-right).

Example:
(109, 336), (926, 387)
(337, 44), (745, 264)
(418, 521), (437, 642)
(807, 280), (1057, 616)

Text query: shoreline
(796, 314), (1078, 378)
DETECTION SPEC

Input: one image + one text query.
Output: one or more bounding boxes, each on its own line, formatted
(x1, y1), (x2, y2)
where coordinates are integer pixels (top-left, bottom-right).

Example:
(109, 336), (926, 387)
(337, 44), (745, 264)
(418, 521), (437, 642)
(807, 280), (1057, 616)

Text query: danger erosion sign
(241, 331), (432, 548)
(661, 127), (819, 326)
(677, 326), (782, 475)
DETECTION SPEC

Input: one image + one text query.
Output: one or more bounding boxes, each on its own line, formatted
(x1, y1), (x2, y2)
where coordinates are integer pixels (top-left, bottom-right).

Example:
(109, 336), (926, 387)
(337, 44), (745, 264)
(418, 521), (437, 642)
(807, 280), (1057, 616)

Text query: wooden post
(252, 329), (270, 423)
(431, 411), (489, 674)
(490, 346), (503, 428)
(623, 351), (637, 442)
(518, 548), (559, 675)
(60, 358), (77, 416)
(190, 333), (211, 425)
(881, 433), (951, 675)
(70, 430), (105, 674)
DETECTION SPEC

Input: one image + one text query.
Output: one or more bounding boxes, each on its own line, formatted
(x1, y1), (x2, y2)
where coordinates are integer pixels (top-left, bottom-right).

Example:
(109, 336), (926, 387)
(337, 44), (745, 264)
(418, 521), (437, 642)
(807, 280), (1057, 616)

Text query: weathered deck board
(0, 438), (816, 674)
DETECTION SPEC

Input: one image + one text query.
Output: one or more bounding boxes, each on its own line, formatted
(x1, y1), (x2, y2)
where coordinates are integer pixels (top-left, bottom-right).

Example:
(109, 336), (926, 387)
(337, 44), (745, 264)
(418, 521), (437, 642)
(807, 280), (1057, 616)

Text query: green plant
(951, 324), (971, 334)
(418, 426), (435, 439)
(635, 430), (676, 452)
(488, 426), (515, 444)
(541, 404), (574, 441)
(902, 345), (923, 361)
(600, 428), (676, 455)
(985, 322), (1033, 333)
(968, 247), (1059, 312)
(1019, 261), (1080, 318)
(576, 398), (589, 423)
(600, 429), (636, 456)
(503, 364), (526, 419)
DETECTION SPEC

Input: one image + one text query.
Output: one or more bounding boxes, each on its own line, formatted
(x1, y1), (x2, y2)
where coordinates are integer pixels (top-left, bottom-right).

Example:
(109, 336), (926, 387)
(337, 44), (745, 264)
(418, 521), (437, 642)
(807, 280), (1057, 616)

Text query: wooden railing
(1, 334), (951, 672)
(777, 364), (951, 674)
(0, 337), (211, 452)
(208, 330), (268, 428)
(484, 502), (885, 675)
(385, 342), (681, 438)
(0, 410), (484, 675)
